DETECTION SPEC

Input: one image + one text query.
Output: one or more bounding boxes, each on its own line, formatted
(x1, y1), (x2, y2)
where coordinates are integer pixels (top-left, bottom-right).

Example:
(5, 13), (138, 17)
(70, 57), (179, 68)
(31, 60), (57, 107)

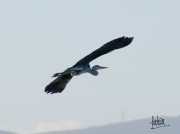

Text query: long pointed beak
(100, 66), (108, 69)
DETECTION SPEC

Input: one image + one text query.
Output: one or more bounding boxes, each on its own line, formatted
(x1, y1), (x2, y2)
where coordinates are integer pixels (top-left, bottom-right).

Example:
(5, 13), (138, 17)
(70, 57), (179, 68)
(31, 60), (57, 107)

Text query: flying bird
(45, 36), (133, 94)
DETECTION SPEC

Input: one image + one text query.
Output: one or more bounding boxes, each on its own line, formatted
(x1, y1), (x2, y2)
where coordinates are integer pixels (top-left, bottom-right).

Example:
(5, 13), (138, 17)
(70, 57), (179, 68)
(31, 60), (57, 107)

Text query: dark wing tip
(45, 81), (64, 94)
(111, 36), (134, 49)
(122, 36), (134, 46)
(45, 73), (73, 94)
(127, 37), (134, 45)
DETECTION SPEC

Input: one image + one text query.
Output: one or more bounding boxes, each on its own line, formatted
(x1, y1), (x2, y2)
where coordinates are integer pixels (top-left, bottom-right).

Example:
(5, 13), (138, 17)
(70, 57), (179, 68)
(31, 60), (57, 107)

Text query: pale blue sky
(0, 0), (180, 133)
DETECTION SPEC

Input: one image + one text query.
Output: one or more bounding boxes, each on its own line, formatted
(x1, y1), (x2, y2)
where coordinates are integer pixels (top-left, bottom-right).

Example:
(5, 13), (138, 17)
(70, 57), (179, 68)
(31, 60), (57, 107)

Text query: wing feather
(45, 73), (73, 94)
(74, 36), (133, 66)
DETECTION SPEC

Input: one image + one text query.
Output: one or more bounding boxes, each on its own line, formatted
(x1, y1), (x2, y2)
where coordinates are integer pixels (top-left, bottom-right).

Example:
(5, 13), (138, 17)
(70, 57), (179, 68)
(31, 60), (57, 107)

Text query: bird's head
(92, 65), (108, 70)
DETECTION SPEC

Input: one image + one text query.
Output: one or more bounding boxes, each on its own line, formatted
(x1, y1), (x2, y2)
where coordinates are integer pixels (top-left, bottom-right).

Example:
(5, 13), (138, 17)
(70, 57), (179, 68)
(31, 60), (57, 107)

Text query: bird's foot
(52, 73), (62, 77)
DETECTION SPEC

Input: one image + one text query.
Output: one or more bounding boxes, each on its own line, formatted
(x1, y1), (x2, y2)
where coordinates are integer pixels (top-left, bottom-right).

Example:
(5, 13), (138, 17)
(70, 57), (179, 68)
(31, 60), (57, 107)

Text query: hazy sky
(0, 0), (180, 133)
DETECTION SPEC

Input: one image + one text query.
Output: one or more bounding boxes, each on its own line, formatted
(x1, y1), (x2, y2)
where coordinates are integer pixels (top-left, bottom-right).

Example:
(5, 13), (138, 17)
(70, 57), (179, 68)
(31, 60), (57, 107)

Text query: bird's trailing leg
(52, 68), (76, 78)
(52, 72), (62, 77)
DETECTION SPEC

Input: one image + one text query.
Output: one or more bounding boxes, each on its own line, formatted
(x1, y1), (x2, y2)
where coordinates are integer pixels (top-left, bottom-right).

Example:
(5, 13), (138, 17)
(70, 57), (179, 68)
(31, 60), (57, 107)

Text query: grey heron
(45, 36), (133, 94)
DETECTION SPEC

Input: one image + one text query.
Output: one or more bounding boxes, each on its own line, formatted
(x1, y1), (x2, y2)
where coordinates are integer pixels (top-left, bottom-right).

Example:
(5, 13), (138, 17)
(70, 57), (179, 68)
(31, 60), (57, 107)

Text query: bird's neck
(89, 67), (98, 76)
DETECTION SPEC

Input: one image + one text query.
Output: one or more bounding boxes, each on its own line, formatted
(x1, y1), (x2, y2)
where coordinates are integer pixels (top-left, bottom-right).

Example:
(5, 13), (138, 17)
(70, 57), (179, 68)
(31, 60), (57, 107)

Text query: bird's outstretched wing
(45, 72), (73, 94)
(74, 36), (133, 66)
